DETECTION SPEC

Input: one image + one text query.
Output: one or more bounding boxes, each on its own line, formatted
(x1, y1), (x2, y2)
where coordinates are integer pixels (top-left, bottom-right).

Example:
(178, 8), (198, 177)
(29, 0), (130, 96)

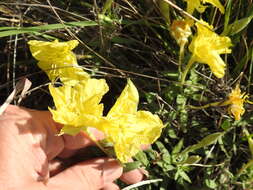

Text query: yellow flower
(224, 85), (248, 121)
(188, 21), (232, 78)
(190, 85), (253, 121)
(99, 79), (164, 163)
(28, 40), (89, 84)
(185, 0), (225, 14)
(170, 19), (193, 47)
(49, 78), (109, 135)
(29, 39), (164, 163)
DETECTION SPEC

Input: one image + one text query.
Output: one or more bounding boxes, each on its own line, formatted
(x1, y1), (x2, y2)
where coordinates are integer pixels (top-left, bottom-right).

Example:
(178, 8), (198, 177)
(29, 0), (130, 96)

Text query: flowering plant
(29, 39), (164, 163)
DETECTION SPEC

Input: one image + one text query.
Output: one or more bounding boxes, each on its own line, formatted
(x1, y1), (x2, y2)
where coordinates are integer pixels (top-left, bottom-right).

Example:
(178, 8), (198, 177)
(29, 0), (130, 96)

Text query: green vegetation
(1, 0), (253, 189)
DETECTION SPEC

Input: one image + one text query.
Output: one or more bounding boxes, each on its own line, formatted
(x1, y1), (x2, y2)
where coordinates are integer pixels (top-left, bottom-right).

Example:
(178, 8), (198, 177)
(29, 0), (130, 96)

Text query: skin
(0, 105), (144, 190)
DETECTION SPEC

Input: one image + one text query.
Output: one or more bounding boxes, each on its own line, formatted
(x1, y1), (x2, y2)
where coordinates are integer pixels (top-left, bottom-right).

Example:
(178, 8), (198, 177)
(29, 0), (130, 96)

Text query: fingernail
(102, 160), (123, 182)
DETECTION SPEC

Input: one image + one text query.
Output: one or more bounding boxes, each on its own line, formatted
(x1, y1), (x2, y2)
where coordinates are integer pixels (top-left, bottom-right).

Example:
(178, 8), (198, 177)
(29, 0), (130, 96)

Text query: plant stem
(84, 129), (111, 157)
(188, 100), (225, 109)
(181, 57), (195, 85)
(178, 43), (185, 80)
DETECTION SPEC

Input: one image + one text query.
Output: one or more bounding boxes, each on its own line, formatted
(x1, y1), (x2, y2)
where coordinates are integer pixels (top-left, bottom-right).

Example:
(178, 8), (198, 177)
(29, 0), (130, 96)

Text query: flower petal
(107, 79), (139, 117)
(204, 0), (224, 13)
(226, 85), (246, 120)
(28, 39), (78, 61)
(185, 0), (224, 14)
(100, 79), (164, 163)
(28, 40), (89, 84)
(189, 20), (232, 78)
(49, 78), (109, 129)
(186, 0), (206, 14)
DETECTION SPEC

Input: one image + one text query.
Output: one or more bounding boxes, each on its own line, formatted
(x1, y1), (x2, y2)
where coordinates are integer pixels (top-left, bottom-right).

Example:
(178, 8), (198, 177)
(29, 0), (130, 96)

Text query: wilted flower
(99, 79), (164, 163)
(28, 40), (89, 84)
(190, 85), (253, 121)
(170, 19), (193, 47)
(188, 20), (232, 78)
(223, 85), (249, 121)
(185, 0), (225, 14)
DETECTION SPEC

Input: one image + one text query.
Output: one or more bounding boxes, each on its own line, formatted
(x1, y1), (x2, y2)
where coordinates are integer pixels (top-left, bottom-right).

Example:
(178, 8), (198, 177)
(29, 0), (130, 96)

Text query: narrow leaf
(0, 21), (97, 37)
(222, 16), (253, 36)
(179, 132), (224, 156)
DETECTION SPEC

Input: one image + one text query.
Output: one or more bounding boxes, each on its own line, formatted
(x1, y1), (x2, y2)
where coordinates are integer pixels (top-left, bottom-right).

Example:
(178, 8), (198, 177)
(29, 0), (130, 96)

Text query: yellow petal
(203, 0), (224, 13)
(28, 40), (78, 61)
(228, 104), (245, 121)
(185, 0), (224, 14)
(186, 0), (206, 14)
(189, 20), (232, 78)
(227, 85), (246, 120)
(49, 78), (109, 130)
(107, 79), (139, 117)
(170, 19), (193, 47)
(114, 111), (163, 163)
(28, 40), (89, 83)
(100, 79), (164, 163)
(135, 111), (164, 144)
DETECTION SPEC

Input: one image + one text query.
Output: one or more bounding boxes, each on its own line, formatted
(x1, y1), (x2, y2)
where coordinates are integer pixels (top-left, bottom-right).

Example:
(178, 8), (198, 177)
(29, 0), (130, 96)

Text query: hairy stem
(181, 56), (195, 85)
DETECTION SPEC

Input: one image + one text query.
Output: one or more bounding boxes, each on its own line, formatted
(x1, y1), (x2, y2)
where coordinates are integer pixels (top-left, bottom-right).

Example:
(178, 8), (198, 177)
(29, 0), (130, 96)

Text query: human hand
(0, 105), (144, 190)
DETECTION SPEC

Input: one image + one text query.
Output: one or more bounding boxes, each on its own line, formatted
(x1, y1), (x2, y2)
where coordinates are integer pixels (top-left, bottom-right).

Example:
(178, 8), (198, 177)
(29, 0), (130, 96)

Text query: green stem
(181, 56), (195, 85)
(85, 128), (111, 157)
(237, 159), (253, 176)
(188, 100), (225, 109)
(178, 43), (185, 80)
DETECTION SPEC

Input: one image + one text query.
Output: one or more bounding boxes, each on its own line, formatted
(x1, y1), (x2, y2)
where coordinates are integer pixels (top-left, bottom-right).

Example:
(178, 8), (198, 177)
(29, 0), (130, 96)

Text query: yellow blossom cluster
(166, 0), (252, 121)
(169, 0), (231, 81)
(170, 19), (193, 47)
(28, 39), (164, 163)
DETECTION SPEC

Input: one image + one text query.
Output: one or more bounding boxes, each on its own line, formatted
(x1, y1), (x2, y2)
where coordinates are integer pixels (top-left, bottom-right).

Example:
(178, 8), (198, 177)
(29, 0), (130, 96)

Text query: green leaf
(172, 139), (184, 154)
(168, 128), (178, 139)
(179, 170), (192, 183)
(176, 94), (187, 105)
(123, 161), (142, 172)
(221, 119), (232, 130)
(175, 169), (192, 183)
(0, 20), (98, 37)
(145, 92), (157, 104)
(205, 179), (218, 189)
(223, 0), (232, 34)
(157, 161), (175, 171)
(179, 132), (224, 156)
(222, 16), (253, 36)
(134, 151), (149, 166)
(178, 155), (202, 165)
(233, 47), (253, 75)
(158, 0), (170, 25)
(156, 141), (171, 164)
(191, 94), (208, 102)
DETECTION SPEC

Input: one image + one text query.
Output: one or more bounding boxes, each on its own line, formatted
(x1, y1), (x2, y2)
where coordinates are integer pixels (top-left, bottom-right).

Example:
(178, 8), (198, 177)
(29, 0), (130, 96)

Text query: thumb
(46, 158), (122, 190)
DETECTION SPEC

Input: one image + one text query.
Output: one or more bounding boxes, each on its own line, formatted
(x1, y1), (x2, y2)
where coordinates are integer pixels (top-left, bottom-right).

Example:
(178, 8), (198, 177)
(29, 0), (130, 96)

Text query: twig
(122, 179), (163, 190)
(0, 78), (32, 115)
